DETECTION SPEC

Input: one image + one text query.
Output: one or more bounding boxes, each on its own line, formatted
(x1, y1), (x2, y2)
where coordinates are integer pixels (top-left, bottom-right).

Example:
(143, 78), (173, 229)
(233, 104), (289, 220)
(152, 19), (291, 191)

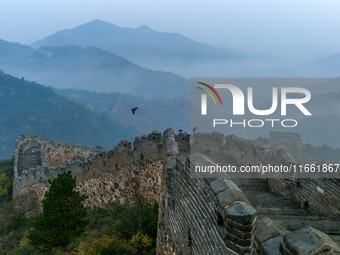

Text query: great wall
(13, 129), (340, 254)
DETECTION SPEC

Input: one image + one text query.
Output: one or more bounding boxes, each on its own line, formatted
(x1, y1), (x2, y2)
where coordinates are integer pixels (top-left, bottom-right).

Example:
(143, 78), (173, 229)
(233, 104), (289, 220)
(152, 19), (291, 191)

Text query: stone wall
(269, 131), (302, 150)
(77, 161), (163, 208)
(257, 149), (340, 220)
(191, 132), (340, 221)
(13, 129), (340, 254)
(44, 150), (77, 167)
(191, 131), (265, 168)
(41, 139), (103, 167)
(18, 161), (163, 210)
(13, 130), (170, 207)
(13, 134), (48, 179)
(266, 171), (340, 220)
(157, 129), (258, 255)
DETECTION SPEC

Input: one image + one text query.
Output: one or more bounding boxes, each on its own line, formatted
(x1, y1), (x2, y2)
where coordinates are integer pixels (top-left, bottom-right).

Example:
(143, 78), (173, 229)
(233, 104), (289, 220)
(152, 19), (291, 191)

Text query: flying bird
(132, 107), (138, 115)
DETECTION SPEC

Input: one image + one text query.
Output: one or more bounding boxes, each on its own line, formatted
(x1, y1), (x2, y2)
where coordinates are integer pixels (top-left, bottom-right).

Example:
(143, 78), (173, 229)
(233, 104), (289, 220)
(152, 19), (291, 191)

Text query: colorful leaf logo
(196, 82), (222, 106)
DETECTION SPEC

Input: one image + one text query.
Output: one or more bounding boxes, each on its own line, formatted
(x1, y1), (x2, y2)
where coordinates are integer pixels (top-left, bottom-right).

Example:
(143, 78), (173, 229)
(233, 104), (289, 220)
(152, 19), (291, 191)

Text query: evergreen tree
(28, 171), (88, 250)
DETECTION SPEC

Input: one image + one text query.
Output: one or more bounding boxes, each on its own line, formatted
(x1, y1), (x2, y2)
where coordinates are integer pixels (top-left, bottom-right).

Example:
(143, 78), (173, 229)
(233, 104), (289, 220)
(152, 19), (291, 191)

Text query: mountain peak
(89, 19), (111, 24)
(136, 25), (152, 31)
(83, 19), (118, 28)
(29, 19), (244, 66)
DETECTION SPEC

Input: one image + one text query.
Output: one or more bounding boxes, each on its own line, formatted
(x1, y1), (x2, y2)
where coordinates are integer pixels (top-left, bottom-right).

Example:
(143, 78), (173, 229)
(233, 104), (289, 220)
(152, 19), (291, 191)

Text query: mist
(1, 0), (340, 151)
(2, 0), (340, 68)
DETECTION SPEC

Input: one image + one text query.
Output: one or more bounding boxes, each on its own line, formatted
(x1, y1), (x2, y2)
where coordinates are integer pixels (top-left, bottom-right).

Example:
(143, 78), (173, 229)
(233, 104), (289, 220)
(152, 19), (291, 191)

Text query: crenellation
(175, 132), (190, 155)
(117, 139), (132, 149)
(148, 131), (162, 143)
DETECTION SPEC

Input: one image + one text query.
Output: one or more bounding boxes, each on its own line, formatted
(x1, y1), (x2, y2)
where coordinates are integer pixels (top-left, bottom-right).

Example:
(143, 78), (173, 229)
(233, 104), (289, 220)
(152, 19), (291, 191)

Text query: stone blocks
(255, 217), (289, 255)
(280, 226), (340, 255)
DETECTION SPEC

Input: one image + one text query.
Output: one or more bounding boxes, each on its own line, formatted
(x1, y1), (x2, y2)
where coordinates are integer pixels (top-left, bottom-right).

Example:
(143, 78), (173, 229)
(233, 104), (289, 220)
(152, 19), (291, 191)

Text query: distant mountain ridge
(0, 39), (34, 60)
(307, 78), (340, 95)
(28, 19), (300, 78)
(307, 53), (340, 77)
(0, 42), (189, 98)
(30, 19), (244, 67)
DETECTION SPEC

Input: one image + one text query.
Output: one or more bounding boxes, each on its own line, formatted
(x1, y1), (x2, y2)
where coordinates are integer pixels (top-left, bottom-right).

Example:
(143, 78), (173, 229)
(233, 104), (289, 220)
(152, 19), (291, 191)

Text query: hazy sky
(1, 0), (340, 64)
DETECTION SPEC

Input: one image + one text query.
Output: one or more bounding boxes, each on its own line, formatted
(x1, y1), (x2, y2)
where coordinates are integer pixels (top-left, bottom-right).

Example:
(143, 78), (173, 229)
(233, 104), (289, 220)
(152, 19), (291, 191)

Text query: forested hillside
(0, 71), (136, 159)
(54, 88), (190, 138)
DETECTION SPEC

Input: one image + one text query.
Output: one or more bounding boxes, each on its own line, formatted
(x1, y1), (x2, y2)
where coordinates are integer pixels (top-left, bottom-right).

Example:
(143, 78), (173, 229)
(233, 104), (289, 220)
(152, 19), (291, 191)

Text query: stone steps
(233, 178), (340, 247)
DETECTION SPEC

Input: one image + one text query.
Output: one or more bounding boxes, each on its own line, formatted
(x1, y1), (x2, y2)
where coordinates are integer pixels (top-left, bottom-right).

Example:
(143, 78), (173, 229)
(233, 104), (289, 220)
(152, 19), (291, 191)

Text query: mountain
(30, 20), (299, 78)
(308, 53), (340, 77)
(0, 71), (136, 159)
(0, 39), (34, 68)
(214, 45), (276, 61)
(0, 45), (189, 98)
(253, 87), (340, 148)
(104, 42), (206, 66)
(294, 88), (340, 117)
(30, 19), (244, 66)
(307, 78), (340, 95)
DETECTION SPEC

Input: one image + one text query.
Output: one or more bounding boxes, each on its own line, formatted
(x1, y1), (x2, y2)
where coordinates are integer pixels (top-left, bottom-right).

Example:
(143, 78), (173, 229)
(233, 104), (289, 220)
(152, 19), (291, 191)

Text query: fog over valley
(0, 0), (340, 156)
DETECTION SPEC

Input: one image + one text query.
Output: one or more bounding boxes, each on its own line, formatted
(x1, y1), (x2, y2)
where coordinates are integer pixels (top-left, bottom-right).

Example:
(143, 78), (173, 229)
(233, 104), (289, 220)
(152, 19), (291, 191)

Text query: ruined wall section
(44, 151), (77, 167)
(77, 161), (163, 208)
(18, 161), (163, 211)
(14, 152), (104, 197)
(14, 131), (167, 208)
(41, 139), (103, 167)
(13, 134), (48, 180)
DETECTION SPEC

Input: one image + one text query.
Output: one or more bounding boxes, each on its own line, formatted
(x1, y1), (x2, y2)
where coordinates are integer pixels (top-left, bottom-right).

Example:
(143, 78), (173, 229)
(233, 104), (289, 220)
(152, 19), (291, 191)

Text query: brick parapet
(158, 128), (258, 255)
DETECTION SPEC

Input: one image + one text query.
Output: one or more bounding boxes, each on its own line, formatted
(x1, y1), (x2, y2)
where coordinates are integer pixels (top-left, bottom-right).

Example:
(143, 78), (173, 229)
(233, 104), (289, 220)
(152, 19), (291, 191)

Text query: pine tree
(28, 171), (88, 249)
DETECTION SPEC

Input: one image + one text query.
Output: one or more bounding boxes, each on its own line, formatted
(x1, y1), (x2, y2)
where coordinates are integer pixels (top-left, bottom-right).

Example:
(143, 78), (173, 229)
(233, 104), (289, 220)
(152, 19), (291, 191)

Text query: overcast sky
(1, 0), (340, 64)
